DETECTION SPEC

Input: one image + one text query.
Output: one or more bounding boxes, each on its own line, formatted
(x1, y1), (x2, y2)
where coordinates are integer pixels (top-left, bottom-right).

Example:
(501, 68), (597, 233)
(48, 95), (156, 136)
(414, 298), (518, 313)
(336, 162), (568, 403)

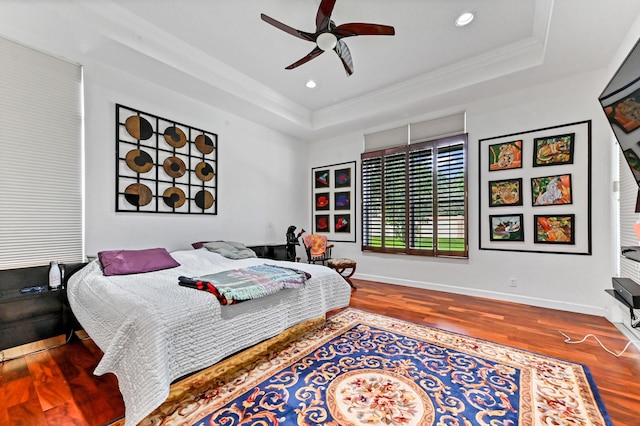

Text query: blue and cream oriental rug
(131, 308), (611, 426)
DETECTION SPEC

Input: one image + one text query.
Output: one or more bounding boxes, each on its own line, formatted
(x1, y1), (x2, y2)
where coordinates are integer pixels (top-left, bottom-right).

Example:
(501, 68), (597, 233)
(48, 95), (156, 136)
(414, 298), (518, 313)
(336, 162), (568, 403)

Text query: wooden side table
(327, 258), (357, 289)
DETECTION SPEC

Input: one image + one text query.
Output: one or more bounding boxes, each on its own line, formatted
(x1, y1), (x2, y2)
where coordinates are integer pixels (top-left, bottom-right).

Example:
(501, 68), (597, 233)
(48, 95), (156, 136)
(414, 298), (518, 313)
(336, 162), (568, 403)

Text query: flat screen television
(599, 37), (640, 210)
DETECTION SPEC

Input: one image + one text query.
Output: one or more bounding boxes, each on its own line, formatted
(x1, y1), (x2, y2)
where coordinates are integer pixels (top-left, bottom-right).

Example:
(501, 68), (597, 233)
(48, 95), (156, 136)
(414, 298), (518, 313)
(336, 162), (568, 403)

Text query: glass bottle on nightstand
(49, 261), (62, 291)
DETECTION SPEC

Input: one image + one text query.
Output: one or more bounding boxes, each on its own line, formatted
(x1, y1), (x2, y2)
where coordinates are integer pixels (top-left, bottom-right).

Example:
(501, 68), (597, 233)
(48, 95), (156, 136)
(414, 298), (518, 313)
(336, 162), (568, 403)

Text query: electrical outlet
(510, 278), (517, 287)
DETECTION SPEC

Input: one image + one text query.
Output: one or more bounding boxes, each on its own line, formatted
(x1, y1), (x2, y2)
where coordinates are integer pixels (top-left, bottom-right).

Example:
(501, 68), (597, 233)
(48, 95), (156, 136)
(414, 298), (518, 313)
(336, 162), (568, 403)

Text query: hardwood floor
(1, 279), (639, 425)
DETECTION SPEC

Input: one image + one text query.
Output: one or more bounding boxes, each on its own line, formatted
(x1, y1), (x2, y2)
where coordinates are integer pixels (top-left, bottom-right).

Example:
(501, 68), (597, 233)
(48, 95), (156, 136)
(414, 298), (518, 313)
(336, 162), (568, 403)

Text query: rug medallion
(131, 308), (610, 425)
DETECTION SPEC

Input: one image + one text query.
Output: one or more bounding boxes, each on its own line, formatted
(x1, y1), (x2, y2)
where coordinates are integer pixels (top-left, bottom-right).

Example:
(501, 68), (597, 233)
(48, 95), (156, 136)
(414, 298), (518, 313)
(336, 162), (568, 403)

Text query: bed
(67, 247), (352, 426)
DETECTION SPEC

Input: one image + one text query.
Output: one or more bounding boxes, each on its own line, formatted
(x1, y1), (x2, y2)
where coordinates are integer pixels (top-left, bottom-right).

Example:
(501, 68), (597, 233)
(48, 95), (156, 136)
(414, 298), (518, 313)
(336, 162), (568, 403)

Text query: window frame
(361, 134), (468, 258)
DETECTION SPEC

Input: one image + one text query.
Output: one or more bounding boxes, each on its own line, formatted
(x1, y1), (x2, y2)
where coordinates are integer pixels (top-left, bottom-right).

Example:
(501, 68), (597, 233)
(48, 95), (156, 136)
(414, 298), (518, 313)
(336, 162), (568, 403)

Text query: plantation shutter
(384, 148), (408, 249)
(436, 138), (467, 256)
(408, 143), (434, 253)
(362, 154), (382, 248)
(361, 134), (467, 257)
(0, 37), (83, 269)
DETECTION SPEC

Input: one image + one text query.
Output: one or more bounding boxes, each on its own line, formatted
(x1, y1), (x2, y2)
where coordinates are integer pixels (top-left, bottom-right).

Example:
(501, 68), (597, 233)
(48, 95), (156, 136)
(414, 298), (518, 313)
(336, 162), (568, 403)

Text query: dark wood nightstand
(0, 262), (86, 351)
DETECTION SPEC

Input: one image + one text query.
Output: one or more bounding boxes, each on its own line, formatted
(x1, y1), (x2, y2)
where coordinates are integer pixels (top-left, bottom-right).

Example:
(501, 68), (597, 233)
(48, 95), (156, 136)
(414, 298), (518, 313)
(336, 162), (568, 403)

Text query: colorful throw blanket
(178, 264), (311, 305)
(303, 234), (328, 257)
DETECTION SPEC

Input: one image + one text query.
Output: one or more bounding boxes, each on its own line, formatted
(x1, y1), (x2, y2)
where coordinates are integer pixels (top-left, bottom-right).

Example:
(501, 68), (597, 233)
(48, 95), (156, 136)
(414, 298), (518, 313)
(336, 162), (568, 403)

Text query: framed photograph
(479, 120), (591, 255)
(334, 214), (351, 233)
(311, 161), (356, 242)
(489, 214), (524, 241)
(488, 140), (522, 171)
(334, 191), (351, 210)
(335, 168), (351, 188)
(533, 133), (575, 167)
(534, 215), (575, 245)
(314, 170), (330, 188)
(315, 193), (330, 210)
(531, 174), (572, 206)
(315, 215), (330, 233)
(489, 178), (523, 207)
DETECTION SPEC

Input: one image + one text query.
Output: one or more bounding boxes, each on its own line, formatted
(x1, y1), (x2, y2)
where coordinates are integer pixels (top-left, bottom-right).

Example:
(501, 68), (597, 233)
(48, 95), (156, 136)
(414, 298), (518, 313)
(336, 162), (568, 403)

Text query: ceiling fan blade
(261, 13), (315, 42)
(285, 46), (325, 70)
(334, 23), (396, 38)
(316, 0), (337, 31)
(334, 39), (354, 76)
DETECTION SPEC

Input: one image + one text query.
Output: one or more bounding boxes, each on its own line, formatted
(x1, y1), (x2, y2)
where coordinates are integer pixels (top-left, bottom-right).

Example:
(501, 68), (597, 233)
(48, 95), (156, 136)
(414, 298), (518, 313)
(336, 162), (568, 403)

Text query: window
(361, 134), (468, 257)
(0, 36), (83, 269)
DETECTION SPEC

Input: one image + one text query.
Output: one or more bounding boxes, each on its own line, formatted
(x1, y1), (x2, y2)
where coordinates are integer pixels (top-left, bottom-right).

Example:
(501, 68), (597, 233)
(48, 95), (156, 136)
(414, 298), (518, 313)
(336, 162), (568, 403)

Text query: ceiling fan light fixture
(455, 12), (475, 27)
(316, 32), (337, 51)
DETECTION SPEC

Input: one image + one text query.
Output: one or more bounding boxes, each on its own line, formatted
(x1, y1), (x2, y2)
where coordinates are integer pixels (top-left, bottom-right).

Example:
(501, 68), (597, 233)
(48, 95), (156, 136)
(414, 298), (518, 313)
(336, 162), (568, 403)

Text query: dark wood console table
(247, 243), (288, 261)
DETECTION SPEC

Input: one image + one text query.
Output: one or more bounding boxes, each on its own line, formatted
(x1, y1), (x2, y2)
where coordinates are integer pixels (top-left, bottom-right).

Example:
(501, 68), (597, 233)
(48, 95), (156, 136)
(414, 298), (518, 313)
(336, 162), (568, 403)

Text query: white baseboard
(354, 273), (606, 317)
(612, 323), (640, 350)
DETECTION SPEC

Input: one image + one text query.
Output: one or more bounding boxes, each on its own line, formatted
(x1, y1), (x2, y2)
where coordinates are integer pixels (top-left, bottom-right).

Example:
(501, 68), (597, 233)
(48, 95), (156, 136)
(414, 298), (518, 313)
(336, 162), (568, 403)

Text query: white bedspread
(67, 249), (352, 426)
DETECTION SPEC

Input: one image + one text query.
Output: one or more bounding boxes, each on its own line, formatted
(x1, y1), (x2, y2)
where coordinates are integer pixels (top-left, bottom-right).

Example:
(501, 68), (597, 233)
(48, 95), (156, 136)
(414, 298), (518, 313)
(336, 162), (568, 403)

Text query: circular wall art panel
(195, 161), (215, 181)
(163, 156), (186, 178)
(162, 187), (186, 208)
(125, 149), (154, 173)
(125, 115), (154, 140)
(194, 190), (214, 210)
(195, 134), (215, 154)
(124, 183), (153, 206)
(117, 105), (217, 214)
(163, 126), (187, 148)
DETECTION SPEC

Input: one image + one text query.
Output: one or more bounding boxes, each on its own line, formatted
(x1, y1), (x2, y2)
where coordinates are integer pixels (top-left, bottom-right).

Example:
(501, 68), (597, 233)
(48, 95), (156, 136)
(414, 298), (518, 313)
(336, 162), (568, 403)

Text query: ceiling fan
(260, 0), (395, 76)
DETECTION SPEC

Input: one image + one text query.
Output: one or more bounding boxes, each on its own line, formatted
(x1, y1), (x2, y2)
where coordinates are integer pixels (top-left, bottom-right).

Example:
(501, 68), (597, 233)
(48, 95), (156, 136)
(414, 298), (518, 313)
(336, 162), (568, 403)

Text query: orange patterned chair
(302, 234), (333, 265)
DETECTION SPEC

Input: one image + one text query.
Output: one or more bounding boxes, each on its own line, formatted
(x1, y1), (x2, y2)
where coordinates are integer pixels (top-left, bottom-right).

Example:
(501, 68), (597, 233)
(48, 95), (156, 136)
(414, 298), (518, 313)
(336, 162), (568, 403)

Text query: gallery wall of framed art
(311, 161), (356, 242)
(479, 120), (592, 255)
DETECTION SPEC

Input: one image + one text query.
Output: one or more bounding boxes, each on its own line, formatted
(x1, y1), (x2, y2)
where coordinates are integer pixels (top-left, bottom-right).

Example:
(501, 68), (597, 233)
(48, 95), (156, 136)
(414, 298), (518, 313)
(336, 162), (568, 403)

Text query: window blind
(436, 141), (466, 255)
(383, 148), (408, 249)
(620, 148), (640, 278)
(364, 126), (408, 152)
(618, 148), (640, 336)
(361, 134), (467, 257)
(408, 144), (434, 252)
(363, 112), (465, 153)
(410, 112), (466, 143)
(361, 155), (383, 248)
(0, 37), (83, 269)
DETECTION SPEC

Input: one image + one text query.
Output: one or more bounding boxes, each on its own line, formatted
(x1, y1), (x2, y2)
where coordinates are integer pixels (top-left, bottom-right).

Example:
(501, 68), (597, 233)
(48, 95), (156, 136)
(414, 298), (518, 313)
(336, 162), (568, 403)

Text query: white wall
(309, 70), (617, 316)
(82, 61), (308, 255)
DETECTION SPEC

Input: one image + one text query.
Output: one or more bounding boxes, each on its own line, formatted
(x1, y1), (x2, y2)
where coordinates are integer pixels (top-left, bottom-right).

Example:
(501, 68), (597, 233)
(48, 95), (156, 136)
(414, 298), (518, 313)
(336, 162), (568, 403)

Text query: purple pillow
(98, 248), (180, 276)
(191, 241), (211, 249)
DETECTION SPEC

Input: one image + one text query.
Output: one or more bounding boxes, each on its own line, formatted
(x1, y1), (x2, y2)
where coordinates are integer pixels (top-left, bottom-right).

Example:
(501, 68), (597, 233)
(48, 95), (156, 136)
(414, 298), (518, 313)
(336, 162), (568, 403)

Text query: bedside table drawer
(0, 291), (62, 323)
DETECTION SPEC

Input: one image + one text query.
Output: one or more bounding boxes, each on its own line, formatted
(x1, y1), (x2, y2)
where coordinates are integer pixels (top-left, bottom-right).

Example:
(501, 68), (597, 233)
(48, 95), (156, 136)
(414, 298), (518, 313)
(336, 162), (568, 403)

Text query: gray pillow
(203, 241), (257, 259)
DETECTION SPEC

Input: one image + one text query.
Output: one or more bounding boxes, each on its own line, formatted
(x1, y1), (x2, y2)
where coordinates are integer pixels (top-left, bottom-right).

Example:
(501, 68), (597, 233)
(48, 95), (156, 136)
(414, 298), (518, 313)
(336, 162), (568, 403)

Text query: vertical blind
(0, 37), (83, 269)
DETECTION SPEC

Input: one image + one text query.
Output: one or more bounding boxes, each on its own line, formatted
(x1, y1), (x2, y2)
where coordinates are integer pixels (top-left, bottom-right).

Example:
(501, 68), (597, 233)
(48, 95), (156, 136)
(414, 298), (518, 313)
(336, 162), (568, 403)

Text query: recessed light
(455, 12), (475, 27)
(306, 80), (317, 88)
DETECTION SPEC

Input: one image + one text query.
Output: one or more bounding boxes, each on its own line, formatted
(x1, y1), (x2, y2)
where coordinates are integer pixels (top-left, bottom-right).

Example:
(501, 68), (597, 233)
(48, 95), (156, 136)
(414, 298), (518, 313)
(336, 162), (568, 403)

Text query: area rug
(124, 308), (611, 425)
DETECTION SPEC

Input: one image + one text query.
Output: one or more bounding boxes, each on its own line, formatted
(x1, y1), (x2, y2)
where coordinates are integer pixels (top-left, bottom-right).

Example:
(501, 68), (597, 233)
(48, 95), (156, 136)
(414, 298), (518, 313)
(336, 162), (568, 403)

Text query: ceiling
(1, 0), (640, 141)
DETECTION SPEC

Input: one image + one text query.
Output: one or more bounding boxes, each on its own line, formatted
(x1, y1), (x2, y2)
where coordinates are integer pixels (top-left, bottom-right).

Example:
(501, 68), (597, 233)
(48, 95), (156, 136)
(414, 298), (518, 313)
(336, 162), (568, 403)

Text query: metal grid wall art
(116, 104), (218, 214)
